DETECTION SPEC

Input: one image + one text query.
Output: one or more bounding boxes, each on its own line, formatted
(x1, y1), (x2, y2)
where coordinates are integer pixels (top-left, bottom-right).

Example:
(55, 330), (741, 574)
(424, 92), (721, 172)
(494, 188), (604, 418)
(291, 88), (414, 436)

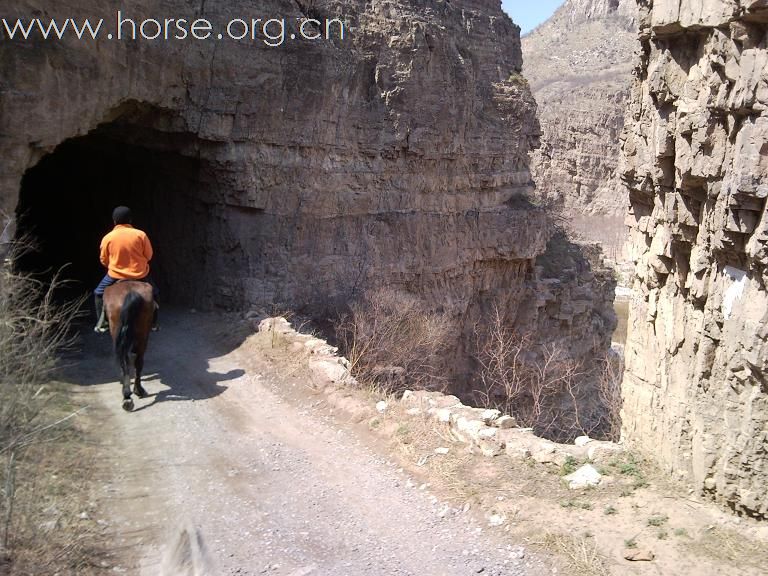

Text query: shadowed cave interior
(14, 118), (217, 308)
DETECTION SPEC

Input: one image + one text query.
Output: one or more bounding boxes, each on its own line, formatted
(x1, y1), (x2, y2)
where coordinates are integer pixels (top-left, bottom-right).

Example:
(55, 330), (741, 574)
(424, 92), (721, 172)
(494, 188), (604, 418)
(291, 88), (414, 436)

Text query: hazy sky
(501, 1), (564, 35)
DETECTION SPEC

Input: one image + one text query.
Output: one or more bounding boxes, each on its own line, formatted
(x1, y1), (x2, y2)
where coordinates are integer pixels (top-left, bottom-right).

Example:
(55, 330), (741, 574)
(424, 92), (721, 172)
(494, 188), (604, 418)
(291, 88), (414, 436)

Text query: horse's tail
(115, 290), (144, 372)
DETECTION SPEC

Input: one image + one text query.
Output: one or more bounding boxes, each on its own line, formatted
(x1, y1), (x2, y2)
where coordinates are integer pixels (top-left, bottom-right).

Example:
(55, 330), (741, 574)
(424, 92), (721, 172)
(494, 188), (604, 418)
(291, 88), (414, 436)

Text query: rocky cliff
(621, 0), (768, 518)
(0, 0), (614, 387)
(522, 0), (638, 216)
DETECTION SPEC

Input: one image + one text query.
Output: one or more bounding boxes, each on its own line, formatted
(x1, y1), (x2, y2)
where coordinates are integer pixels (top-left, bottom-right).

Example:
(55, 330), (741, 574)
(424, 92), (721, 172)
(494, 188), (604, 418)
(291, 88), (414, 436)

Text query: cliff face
(1, 0), (540, 309)
(0, 1), (614, 384)
(522, 0), (638, 216)
(621, 0), (768, 518)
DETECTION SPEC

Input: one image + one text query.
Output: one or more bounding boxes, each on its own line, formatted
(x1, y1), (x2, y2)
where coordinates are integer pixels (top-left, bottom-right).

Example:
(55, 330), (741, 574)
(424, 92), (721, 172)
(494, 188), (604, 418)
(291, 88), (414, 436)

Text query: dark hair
(112, 206), (132, 225)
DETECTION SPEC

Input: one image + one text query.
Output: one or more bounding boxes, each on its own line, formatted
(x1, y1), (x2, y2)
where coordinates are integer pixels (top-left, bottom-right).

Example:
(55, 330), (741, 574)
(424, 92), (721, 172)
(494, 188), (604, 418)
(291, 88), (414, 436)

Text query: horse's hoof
(134, 387), (148, 399)
(122, 398), (134, 412)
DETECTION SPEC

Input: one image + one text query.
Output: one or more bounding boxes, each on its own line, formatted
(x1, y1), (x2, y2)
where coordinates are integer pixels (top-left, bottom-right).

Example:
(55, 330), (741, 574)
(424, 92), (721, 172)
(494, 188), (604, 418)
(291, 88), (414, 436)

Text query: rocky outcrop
(1, 0), (537, 308)
(261, 315), (624, 467)
(0, 1), (614, 387)
(620, 0), (768, 518)
(534, 231), (617, 366)
(523, 0), (638, 216)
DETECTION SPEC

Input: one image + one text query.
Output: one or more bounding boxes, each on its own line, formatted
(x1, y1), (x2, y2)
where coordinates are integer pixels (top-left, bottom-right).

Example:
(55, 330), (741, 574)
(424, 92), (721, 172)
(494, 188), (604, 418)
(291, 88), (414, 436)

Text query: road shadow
(58, 309), (251, 409)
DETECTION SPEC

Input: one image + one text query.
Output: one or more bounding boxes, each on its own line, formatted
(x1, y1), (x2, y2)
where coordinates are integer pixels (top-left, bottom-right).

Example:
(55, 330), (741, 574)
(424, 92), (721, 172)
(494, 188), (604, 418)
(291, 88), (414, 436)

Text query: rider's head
(112, 206), (132, 225)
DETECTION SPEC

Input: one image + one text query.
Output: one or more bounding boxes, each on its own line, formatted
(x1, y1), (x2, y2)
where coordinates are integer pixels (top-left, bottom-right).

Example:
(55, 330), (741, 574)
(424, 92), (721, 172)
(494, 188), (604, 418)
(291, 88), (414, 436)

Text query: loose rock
(563, 464), (602, 490)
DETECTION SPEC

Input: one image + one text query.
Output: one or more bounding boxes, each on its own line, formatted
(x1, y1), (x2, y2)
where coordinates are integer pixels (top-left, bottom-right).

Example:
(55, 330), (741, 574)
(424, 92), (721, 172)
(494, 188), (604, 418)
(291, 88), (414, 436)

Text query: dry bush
(335, 288), (452, 394)
(537, 532), (610, 576)
(472, 304), (620, 442)
(0, 245), (84, 561)
(595, 352), (624, 442)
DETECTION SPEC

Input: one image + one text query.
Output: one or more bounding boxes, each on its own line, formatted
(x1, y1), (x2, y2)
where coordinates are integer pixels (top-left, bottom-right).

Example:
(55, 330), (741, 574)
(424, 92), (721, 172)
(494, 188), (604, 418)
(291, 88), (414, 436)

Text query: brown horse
(104, 281), (155, 411)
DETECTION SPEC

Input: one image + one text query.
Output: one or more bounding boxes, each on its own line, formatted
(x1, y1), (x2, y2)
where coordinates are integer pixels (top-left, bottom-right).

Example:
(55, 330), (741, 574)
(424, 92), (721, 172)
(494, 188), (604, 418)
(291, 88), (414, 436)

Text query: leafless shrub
(335, 288), (452, 394)
(472, 303), (619, 443)
(595, 351), (624, 442)
(0, 243), (84, 556)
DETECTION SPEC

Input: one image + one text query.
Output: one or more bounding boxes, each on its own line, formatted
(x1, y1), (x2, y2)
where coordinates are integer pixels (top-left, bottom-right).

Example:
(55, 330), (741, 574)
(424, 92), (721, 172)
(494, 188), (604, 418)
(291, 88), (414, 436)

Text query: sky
(501, 1), (564, 35)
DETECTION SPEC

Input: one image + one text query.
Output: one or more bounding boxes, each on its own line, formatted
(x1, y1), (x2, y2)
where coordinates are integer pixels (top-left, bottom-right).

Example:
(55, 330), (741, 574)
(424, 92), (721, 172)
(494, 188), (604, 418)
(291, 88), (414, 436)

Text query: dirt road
(63, 312), (542, 576)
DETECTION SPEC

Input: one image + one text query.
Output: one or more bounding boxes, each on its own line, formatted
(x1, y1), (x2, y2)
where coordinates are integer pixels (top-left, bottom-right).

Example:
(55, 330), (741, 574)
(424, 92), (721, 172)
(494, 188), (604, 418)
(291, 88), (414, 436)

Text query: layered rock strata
(523, 0), (638, 216)
(620, 0), (768, 518)
(1, 1), (613, 385)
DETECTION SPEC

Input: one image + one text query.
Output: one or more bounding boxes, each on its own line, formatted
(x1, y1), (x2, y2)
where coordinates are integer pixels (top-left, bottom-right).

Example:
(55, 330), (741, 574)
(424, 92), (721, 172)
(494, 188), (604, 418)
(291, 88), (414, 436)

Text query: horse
(103, 281), (155, 411)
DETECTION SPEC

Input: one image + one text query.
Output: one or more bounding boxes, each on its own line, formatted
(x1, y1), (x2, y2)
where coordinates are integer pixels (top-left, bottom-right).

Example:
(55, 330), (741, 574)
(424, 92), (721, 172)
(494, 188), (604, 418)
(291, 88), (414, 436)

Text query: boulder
(563, 464), (602, 489)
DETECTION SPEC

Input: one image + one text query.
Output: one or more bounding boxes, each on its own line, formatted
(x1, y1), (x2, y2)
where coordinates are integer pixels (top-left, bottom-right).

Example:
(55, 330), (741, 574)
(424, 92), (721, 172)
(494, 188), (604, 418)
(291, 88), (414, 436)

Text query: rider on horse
(94, 206), (159, 332)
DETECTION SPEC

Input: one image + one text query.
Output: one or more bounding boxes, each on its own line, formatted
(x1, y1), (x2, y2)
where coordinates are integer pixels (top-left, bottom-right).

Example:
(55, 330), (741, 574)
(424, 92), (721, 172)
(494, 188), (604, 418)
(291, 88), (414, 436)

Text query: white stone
(308, 359), (349, 384)
(455, 417), (485, 441)
(563, 464), (602, 490)
(493, 415), (516, 429)
(376, 401), (389, 413)
(574, 436), (593, 447)
(488, 513), (507, 527)
(477, 427), (498, 440)
(478, 440), (503, 457)
(480, 409), (501, 424)
(722, 266), (747, 321)
(429, 407), (453, 423)
(587, 442), (623, 463)
(434, 447), (450, 455)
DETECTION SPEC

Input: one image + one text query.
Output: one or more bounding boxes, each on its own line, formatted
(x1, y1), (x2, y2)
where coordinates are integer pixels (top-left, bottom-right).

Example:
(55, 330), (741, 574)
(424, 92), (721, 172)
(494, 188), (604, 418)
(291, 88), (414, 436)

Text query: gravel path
(70, 312), (542, 576)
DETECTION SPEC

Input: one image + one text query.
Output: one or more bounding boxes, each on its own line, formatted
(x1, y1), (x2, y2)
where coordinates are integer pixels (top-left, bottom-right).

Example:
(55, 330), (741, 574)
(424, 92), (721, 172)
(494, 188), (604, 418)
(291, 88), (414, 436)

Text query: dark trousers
(94, 274), (159, 301)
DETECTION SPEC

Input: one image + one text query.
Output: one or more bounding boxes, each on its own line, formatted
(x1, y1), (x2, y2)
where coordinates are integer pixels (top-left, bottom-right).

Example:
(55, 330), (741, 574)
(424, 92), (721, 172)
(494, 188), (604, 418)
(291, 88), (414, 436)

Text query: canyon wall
(523, 0), (638, 217)
(621, 0), (768, 518)
(0, 1), (614, 383)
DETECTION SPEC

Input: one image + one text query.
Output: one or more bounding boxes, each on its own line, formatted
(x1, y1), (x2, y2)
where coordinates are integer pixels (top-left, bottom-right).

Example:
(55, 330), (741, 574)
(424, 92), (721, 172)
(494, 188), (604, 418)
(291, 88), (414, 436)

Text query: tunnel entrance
(15, 112), (215, 308)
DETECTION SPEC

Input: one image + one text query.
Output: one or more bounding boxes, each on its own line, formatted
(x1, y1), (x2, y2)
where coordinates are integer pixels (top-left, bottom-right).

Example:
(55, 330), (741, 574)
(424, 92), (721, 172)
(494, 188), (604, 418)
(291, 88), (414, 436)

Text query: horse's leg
(133, 352), (148, 398)
(121, 369), (134, 411)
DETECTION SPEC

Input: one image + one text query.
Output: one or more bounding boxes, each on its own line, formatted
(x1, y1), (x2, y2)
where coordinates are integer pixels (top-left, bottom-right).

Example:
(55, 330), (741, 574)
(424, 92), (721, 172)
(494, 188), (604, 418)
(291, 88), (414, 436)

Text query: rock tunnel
(13, 108), (221, 309)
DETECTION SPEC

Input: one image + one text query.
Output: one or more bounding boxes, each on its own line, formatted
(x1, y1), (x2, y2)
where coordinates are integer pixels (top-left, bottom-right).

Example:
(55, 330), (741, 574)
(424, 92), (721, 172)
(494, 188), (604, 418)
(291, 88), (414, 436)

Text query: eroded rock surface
(620, 0), (768, 518)
(1, 1), (613, 386)
(523, 0), (638, 216)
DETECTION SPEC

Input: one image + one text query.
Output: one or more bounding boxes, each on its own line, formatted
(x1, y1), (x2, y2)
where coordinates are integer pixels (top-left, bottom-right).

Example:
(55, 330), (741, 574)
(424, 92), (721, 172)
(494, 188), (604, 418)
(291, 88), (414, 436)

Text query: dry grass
(686, 527), (768, 569)
(382, 403), (479, 503)
(536, 532), (610, 576)
(335, 288), (452, 395)
(3, 383), (103, 575)
(382, 402), (565, 507)
(0, 244), (98, 574)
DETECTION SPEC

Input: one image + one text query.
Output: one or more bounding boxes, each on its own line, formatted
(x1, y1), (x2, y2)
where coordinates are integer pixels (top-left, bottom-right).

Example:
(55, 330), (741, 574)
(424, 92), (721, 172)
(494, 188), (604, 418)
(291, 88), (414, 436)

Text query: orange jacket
(99, 224), (153, 280)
